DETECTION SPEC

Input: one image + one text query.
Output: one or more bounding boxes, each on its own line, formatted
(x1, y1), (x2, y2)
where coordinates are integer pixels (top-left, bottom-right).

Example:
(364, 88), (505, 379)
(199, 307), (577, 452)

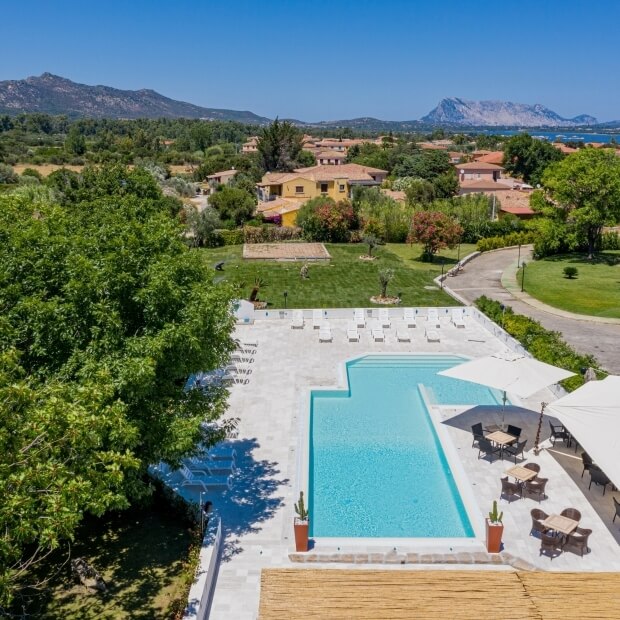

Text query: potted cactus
(486, 500), (504, 553)
(293, 491), (309, 552)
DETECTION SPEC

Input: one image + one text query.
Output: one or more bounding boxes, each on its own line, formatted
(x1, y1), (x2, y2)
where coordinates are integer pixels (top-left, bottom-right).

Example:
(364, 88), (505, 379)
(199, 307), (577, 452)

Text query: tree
(0, 163), (18, 184)
(65, 126), (86, 156)
(209, 186), (257, 226)
(295, 196), (356, 242)
(541, 148), (620, 258)
(297, 149), (317, 167)
(186, 205), (222, 247)
(363, 233), (381, 257)
(257, 119), (304, 172)
(378, 268), (395, 298)
(408, 210), (463, 261)
(503, 133), (564, 185)
(0, 172), (236, 606)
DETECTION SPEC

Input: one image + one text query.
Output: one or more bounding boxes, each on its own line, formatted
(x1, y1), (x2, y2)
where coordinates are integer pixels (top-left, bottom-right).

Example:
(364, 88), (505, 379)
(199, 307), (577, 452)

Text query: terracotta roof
(260, 163), (387, 186)
(501, 204), (536, 215)
(459, 179), (512, 191)
(456, 162), (504, 171)
(586, 142), (605, 148)
(472, 150), (492, 156)
(256, 197), (304, 215)
(552, 143), (578, 154)
(475, 151), (505, 165)
(381, 189), (406, 202)
(448, 151), (464, 160)
(316, 150), (347, 159)
(418, 142), (446, 150)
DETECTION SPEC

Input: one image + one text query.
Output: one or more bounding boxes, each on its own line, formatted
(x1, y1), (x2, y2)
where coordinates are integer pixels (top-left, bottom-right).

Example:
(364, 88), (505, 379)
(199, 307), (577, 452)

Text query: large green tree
(541, 148), (620, 258)
(0, 170), (236, 607)
(257, 119), (304, 172)
(503, 133), (564, 185)
(209, 185), (257, 225)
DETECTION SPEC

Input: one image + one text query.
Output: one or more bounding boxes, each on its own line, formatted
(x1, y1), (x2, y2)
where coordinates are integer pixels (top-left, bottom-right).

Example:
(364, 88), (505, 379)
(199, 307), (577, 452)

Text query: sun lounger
(353, 308), (366, 327)
(291, 309), (305, 329)
(185, 456), (236, 475)
(318, 322), (332, 342)
(347, 321), (360, 342)
(396, 326), (411, 342)
(378, 308), (391, 328)
(371, 320), (385, 342)
(451, 308), (466, 328)
(312, 309), (324, 328)
(427, 308), (441, 327)
(403, 307), (417, 327)
(425, 328), (440, 342)
(179, 465), (232, 491)
(240, 336), (258, 348)
(208, 445), (237, 461)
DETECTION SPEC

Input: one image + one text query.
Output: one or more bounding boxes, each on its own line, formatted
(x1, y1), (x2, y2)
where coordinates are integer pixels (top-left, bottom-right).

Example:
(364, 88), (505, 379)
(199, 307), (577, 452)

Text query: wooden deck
(259, 569), (620, 619)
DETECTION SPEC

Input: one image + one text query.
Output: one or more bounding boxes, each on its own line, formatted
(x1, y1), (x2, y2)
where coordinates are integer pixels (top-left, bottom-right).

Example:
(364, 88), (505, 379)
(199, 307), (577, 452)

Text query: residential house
(316, 149), (346, 165)
(456, 161), (504, 183)
(206, 169), (238, 189)
(473, 151), (504, 165)
(448, 151), (464, 164)
(242, 136), (259, 154)
(257, 163), (388, 226)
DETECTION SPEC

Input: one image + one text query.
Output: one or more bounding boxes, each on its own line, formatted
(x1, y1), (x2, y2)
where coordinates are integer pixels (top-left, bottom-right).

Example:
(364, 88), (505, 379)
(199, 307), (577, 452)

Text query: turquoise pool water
(309, 355), (504, 538)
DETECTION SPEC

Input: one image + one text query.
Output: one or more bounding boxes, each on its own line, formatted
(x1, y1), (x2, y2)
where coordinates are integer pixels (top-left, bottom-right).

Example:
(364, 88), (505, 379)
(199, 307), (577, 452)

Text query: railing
(184, 518), (224, 620)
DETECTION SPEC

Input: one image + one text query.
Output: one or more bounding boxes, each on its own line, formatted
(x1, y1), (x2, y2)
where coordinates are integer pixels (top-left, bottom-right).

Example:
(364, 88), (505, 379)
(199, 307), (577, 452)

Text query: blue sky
(1, 0), (619, 121)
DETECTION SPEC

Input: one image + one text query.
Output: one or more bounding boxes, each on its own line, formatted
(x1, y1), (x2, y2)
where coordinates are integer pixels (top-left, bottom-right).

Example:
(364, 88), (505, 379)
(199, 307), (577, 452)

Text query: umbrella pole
(534, 402), (548, 455)
(501, 390), (507, 427)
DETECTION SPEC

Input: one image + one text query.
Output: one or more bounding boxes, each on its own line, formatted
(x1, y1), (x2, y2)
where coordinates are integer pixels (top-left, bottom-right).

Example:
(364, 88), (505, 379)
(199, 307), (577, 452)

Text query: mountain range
(0, 74), (606, 129)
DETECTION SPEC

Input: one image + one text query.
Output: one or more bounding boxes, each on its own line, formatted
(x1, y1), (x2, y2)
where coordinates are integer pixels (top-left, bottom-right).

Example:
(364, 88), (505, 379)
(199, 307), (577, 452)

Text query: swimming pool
(309, 354), (504, 538)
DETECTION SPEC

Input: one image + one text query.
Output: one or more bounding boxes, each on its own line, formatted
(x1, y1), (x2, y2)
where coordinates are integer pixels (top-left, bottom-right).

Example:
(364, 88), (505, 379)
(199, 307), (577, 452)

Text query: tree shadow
(206, 437), (289, 562)
(541, 253), (620, 266)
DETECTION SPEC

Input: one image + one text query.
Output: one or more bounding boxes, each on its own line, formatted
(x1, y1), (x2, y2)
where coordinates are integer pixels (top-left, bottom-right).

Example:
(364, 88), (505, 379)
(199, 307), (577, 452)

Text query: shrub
(218, 229), (244, 245)
(296, 197), (356, 242)
(563, 266), (578, 279)
(243, 225), (301, 244)
(408, 210), (462, 261)
(0, 163), (18, 184)
(601, 231), (620, 250)
(475, 296), (600, 392)
(476, 231), (538, 252)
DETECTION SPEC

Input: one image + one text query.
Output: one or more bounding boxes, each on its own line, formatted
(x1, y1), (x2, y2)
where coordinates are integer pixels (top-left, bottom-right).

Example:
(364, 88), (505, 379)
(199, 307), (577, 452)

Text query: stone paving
(199, 313), (620, 620)
(446, 246), (620, 374)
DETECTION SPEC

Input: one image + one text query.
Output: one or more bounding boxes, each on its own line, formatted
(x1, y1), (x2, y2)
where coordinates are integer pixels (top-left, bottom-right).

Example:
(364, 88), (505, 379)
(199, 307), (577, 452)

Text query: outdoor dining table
(541, 514), (579, 536)
(505, 465), (538, 484)
(486, 430), (517, 458)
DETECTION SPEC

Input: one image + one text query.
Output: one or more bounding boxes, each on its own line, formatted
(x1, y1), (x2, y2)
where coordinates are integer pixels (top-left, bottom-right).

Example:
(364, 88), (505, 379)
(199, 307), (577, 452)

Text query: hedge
(243, 225), (302, 244)
(476, 231), (538, 252)
(474, 296), (602, 392)
(216, 229), (244, 246)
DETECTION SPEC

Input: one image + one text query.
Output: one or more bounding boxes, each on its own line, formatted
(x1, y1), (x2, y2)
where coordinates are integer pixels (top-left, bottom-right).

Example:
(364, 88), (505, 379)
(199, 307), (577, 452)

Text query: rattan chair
(581, 452), (594, 478)
(614, 497), (620, 524)
(540, 531), (562, 559)
(500, 476), (521, 503)
(589, 468), (611, 495)
(530, 508), (549, 537)
(523, 463), (541, 474)
(563, 527), (592, 557)
(560, 508), (582, 522)
(477, 437), (501, 462)
(471, 422), (484, 448)
(503, 439), (527, 464)
(548, 421), (569, 446)
(506, 424), (522, 439)
(524, 477), (548, 502)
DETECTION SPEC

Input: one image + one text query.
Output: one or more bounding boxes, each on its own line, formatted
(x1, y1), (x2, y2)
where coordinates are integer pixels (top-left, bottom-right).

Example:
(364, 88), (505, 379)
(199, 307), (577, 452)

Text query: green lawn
(202, 242), (476, 308)
(21, 507), (196, 619)
(521, 252), (620, 318)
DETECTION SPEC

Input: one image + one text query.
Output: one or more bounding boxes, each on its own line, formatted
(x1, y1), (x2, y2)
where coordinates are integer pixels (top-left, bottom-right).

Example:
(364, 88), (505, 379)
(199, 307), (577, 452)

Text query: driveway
(447, 247), (620, 374)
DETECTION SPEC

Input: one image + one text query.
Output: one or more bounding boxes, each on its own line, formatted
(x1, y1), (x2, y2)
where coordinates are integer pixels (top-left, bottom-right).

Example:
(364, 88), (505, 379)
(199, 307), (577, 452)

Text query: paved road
(448, 247), (620, 374)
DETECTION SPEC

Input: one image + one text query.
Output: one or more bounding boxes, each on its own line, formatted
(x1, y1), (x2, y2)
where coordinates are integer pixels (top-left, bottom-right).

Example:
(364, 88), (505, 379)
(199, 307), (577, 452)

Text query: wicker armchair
(614, 497), (620, 524)
(540, 531), (562, 559)
(477, 437), (501, 462)
(563, 527), (592, 557)
(523, 462), (541, 474)
(589, 468), (611, 495)
(548, 421), (569, 446)
(524, 477), (548, 502)
(581, 452), (593, 478)
(500, 476), (521, 503)
(530, 508), (549, 537)
(471, 423), (484, 448)
(506, 424), (522, 439)
(503, 439), (527, 464)
(560, 508), (582, 522)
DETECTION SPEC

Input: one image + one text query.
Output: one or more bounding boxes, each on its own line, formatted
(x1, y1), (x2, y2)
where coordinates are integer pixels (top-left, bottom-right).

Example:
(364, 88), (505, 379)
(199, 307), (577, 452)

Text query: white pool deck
(188, 311), (620, 620)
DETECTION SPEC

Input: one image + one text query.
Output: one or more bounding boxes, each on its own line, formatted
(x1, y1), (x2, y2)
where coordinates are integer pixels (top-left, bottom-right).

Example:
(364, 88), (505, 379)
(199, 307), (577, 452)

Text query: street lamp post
(521, 261), (527, 292)
(517, 243), (521, 269)
(283, 290), (288, 309)
(440, 259), (445, 289)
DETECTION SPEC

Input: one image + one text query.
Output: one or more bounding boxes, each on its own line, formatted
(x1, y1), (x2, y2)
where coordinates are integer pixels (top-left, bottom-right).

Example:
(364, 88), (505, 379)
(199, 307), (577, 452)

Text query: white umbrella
(546, 375), (620, 489)
(438, 352), (575, 452)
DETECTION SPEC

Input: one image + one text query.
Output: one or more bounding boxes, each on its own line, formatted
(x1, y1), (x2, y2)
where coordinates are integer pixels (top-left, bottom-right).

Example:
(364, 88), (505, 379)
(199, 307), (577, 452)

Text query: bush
(218, 229), (244, 245)
(563, 266), (578, 279)
(477, 231), (537, 252)
(475, 296), (600, 392)
(243, 225), (302, 244)
(601, 231), (620, 250)
(0, 163), (18, 184)
(296, 197), (356, 242)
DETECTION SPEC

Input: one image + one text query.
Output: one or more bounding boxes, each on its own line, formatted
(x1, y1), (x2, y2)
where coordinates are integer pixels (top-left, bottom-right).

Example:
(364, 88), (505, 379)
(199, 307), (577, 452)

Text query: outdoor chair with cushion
(471, 422), (484, 448)
(530, 508), (549, 537)
(581, 452), (594, 478)
(563, 527), (592, 557)
(477, 437), (501, 463)
(548, 421), (570, 446)
(503, 439), (528, 464)
(524, 476), (548, 502)
(588, 467), (611, 495)
(540, 531), (563, 559)
(561, 508), (582, 523)
(506, 424), (522, 439)
(524, 463), (541, 475)
(613, 497), (620, 523)
(500, 476), (521, 503)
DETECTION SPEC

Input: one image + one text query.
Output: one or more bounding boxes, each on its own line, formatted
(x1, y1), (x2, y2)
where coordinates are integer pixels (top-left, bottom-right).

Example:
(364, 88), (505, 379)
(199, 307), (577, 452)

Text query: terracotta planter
(294, 518), (309, 552)
(485, 519), (504, 553)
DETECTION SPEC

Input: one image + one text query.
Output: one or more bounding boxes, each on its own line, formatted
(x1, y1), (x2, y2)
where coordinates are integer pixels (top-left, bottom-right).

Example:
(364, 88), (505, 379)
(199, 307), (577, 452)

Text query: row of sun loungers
(316, 320), (444, 343)
(292, 308), (467, 330)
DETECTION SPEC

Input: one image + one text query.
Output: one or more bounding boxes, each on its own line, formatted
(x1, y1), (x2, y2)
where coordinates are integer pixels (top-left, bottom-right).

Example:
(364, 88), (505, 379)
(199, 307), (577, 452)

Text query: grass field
(203, 242), (476, 308)
(521, 252), (620, 318)
(22, 507), (196, 619)
(13, 163), (84, 176)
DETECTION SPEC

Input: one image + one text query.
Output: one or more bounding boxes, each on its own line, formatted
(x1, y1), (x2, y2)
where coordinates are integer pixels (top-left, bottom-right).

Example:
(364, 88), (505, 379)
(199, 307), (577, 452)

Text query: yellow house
(256, 163), (387, 226)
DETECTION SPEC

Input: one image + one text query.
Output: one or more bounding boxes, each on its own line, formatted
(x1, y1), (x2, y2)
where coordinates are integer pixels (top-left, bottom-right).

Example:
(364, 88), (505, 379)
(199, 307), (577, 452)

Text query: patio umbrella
(545, 375), (620, 490)
(437, 352), (575, 452)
